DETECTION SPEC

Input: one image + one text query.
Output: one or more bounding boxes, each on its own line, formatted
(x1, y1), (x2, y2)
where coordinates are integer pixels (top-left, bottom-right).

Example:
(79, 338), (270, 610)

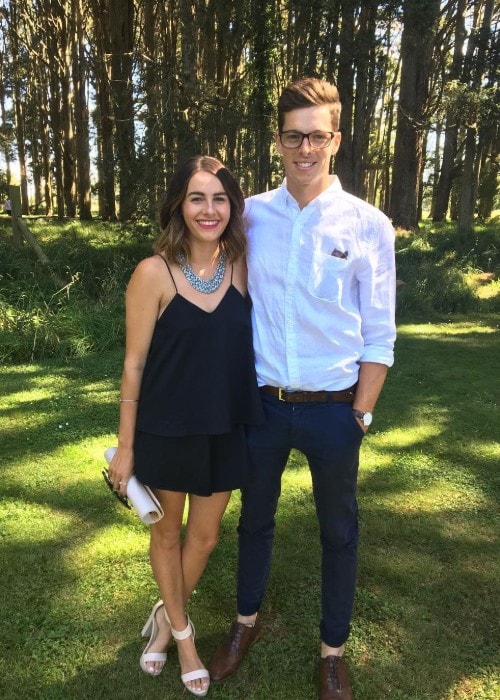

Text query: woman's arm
(108, 256), (174, 492)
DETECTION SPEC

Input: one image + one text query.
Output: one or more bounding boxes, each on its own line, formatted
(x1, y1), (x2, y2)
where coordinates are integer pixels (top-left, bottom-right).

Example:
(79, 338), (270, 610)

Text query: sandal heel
(139, 600), (168, 676)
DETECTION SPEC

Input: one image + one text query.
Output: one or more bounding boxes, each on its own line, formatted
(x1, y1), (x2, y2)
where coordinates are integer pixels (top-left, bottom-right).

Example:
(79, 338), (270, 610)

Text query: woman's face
(182, 170), (231, 246)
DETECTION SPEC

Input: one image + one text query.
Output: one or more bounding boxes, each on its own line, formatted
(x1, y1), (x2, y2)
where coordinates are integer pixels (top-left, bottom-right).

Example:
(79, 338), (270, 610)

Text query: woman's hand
(108, 446), (135, 497)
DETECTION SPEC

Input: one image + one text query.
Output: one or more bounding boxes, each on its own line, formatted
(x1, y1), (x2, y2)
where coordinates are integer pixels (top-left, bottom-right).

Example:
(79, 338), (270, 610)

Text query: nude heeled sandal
(139, 600), (168, 675)
(169, 615), (210, 697)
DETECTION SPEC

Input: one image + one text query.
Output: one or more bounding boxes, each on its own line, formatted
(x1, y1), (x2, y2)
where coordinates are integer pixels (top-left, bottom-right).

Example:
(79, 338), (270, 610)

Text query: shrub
(0, 220), (152, 363)
(395, 223), (499, 317)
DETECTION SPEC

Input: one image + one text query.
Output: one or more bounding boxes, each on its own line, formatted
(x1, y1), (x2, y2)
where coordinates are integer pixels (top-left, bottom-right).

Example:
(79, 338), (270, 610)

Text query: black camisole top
(135, 257), (264, 437)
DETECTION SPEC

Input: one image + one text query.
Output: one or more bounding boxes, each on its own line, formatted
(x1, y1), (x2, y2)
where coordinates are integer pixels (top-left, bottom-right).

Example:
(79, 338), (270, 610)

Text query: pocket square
(331, 248), (348, 259)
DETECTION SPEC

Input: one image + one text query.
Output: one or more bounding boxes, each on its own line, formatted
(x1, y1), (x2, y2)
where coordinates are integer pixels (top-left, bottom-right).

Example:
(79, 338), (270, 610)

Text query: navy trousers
(237, 394), (364, 647)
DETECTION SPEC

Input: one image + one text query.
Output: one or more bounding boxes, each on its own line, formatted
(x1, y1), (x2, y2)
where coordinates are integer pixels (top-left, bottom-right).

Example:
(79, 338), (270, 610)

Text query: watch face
(363, 412), (373, 427)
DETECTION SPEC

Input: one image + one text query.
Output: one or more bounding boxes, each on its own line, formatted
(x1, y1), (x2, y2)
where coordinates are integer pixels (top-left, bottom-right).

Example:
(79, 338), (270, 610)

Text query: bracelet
(119, 398), (139, 403)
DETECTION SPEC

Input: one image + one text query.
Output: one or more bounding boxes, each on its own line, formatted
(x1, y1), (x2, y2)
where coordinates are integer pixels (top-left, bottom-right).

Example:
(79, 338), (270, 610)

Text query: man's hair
(277, 78), (342, 132)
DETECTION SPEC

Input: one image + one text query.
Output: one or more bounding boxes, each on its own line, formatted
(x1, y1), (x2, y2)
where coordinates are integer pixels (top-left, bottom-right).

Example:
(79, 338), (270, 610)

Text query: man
(209, 78), (396, 700)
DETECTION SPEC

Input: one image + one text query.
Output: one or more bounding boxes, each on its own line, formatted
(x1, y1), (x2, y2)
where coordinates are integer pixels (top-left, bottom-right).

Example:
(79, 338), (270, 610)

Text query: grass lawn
(0, 314), (499, 699)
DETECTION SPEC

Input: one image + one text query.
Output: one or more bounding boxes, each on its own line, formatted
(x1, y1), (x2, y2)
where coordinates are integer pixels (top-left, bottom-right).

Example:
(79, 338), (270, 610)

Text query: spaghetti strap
(157, 254), (178, 292)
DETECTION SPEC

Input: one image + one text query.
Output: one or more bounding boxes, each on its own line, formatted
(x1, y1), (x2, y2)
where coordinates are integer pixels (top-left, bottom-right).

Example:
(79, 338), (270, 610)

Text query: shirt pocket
(308, 252), (349, 302)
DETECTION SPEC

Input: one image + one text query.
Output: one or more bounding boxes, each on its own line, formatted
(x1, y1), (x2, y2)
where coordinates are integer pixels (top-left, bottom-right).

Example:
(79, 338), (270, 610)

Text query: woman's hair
(277, 78), (342, 133)
(155, 156), (246, 264)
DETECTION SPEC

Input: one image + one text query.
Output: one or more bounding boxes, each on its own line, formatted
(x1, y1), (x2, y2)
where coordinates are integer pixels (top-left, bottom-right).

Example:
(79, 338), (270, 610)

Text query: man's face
(275, 104), (341, 206)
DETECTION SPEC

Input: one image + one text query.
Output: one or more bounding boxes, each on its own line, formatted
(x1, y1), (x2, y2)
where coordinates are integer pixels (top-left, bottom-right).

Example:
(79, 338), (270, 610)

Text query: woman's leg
(173, 490), (231, 693)
(182, 490), (231, 593)
(143, 489), (186, 673)
(148, 488), (231, 692)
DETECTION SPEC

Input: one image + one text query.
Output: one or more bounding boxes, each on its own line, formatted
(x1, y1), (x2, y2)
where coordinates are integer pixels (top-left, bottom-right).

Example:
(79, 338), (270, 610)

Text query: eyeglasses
(279, 130), (335, 149)
(102, 468), (131, 509)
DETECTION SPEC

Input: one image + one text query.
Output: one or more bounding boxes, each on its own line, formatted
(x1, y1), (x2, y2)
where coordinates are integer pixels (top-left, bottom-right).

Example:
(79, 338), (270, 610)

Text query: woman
(107, 156), (263, 696)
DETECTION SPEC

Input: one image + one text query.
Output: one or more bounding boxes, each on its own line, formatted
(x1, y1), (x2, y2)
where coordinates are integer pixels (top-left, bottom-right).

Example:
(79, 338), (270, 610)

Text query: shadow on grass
(0, 319), (498, 699)
(203, 482), (499, 699)
(0, 352), (121, 466)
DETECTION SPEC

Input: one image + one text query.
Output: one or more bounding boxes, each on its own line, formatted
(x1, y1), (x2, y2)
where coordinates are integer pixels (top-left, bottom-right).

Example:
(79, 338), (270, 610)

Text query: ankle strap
(170, 614), (194, 641)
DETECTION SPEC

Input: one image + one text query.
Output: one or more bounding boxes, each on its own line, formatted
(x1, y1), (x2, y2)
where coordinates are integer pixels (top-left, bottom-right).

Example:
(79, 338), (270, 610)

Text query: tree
(0, 0), (497, 222)
(7, 1), (30, 214)
(89, 0), (117, 220)
(0, 7), (14, 187)
(390, 0), (441, 229)
(431, 0), (467, 221)
(108, 0), (136, 220)
(250, 0), (274, 192)
(458, 0), (496, 232)
(73, 0), (92, 219)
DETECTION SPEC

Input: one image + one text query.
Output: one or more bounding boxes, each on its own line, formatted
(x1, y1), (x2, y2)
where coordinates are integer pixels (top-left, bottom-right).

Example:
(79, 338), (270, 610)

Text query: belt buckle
(278, 387), (286, 401)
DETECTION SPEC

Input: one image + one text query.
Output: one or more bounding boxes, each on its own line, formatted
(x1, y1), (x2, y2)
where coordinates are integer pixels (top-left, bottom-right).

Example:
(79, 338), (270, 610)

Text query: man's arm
(352, 361), (389, 431)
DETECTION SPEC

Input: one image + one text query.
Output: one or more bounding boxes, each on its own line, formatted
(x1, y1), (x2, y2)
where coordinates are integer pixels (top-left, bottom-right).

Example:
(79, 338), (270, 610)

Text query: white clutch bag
(103, 447), (164, 525)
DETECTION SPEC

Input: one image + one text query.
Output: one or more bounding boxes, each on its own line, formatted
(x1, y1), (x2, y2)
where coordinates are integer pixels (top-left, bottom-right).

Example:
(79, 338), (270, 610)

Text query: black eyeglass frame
(102, 468), (131, 509)
(278, 130), (336, 149)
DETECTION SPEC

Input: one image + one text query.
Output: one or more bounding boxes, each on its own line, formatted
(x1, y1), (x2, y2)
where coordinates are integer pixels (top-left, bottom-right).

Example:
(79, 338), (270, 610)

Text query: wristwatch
(352, 409), (373, 427)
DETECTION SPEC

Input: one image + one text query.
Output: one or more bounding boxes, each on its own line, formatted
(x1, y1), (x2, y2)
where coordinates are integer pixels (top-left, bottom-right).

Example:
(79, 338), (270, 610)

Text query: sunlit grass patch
(367, 481), (488, 514)
(372, 421), (444, 448)
(398, 319), (498, 336)
(443, 672), (500, 700)
(0, 314), (499, 698)
(0, 500), (76, 542)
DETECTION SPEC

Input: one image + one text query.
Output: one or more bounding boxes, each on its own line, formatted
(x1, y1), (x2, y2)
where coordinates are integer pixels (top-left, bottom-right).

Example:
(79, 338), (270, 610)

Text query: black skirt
(133, 424), (249, 497)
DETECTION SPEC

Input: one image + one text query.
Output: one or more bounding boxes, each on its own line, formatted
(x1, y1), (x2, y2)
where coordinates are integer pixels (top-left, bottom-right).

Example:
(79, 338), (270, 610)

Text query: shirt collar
(279, 175), (342, 210)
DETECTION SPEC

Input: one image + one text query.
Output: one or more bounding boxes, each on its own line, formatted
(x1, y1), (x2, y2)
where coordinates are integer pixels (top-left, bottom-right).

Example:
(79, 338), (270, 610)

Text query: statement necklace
(177, 251), (227, 294)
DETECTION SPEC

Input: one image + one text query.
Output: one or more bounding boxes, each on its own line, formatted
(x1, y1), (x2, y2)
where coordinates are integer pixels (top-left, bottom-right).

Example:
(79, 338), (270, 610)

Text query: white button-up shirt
(245, 176), (396, 391)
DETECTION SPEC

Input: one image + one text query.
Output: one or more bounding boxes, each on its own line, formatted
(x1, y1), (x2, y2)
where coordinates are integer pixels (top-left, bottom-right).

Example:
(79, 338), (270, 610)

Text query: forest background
(0, 0), (499, 233)
(0, 3), (499, 698)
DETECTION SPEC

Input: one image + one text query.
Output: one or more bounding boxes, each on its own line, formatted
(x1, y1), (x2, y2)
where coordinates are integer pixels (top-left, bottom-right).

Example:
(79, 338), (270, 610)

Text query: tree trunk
(390, 0), (440, 229)
(73, 0), (92, 219)
(48, 70), (65, 218)
(457, 0), (495, 233)
(141, 0), (162, 216)
(251, 0), (273, 192)
(159, 1), (179, 183)
(432, 121), (459, 221)
(352, 0), (377, 199)
(9, 185), (23, 247)
(335, 0), (355, 193)
(108, 0), (136, 220)
(30, 104), (43, 213)
(477, 124), (500, 219)
(90, 0), (116, 220)
(9, 2), (30, 215)
(382, 52), (400, 214)
(178, 0), (201, 162)
(41, 101), (53, 216)
(458, 125), (478, 232)
(0, 46), (12, 185)
(61, 63), (77, 218)
(431, 0), (466, 221)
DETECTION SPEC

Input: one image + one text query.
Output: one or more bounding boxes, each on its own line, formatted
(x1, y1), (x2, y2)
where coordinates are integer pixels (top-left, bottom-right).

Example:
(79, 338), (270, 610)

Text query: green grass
(1, 219), (499, 697)
(395, 221), (500, 316)
(0, 219), (153, 362)
(1, 315), (499, 699)
(2, 218), (500, 363)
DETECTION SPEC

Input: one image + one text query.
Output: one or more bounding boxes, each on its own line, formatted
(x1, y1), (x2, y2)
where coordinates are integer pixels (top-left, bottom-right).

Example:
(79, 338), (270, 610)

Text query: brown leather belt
(260, 384), (357, 403)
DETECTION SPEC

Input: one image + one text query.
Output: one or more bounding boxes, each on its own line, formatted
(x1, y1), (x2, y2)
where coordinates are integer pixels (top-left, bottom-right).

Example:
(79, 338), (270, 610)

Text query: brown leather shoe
(208, 619), (262, 681)
(320, 655), (353, 699)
